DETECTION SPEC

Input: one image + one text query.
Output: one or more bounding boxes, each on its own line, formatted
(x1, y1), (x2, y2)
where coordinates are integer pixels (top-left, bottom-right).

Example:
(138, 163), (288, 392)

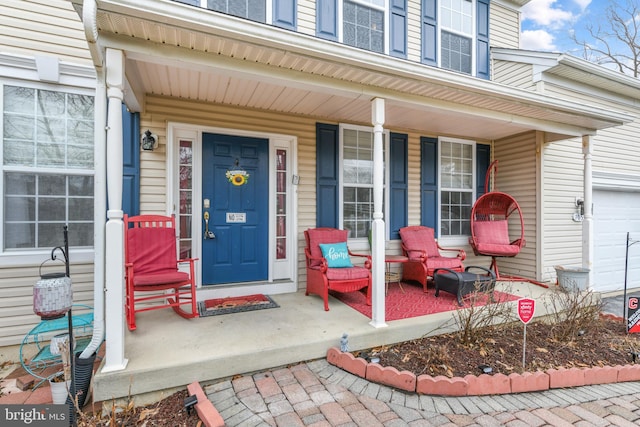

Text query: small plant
(543, 281), (603, 343)
(452, 281), (517, 345)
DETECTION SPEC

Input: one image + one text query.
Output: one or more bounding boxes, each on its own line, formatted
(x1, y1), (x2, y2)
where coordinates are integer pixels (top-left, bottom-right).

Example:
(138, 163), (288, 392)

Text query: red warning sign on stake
(517, 298), (535, 324)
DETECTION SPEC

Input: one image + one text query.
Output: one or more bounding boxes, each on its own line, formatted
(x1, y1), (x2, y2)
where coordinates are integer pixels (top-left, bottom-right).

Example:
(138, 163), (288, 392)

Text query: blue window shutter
(316, 123), (339, 228)
(421, 0), (437, 65)
(476, 143), (491, 197)
(476, 0), (490, 79)
(420, 137), (438, 229)
(273, 0), (296, 30)
(390, 0), (407, 58)
(122, 104), (140, 216)
(389, 133), (408, 240)
(317, 0), (338, 41)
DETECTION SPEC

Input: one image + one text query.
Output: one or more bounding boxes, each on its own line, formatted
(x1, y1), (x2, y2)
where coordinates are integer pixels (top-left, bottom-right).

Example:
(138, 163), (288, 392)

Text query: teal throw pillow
(319, 242), (353, 268)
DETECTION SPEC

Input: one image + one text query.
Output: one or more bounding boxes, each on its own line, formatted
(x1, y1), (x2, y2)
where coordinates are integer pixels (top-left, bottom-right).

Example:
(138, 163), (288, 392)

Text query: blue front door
(201, 133), (269, 285)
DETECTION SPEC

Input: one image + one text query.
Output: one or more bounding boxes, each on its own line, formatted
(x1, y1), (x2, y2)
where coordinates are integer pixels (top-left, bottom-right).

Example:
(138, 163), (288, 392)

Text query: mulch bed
(354, 316), (640, 378)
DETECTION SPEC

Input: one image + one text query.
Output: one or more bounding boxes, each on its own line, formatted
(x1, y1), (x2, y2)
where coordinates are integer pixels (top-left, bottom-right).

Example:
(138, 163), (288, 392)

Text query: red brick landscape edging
(187, 381), (224, 427)
(326, 314), (640, 396)
(326, 347), (640, 396)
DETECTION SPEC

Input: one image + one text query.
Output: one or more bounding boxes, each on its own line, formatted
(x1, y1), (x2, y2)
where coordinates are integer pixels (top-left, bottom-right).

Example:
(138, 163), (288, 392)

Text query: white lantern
(33, 272), (73, 320)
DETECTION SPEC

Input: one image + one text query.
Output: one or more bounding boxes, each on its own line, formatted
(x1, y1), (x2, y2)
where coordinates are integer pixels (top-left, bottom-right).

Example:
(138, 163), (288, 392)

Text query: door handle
(203, 211), (215, 239)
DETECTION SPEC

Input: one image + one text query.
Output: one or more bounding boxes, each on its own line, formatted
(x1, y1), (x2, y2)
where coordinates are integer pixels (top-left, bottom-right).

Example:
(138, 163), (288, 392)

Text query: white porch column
(582, 135), (594, 289)
(101, 48), (128, 372)
(370, 98), (387, 328)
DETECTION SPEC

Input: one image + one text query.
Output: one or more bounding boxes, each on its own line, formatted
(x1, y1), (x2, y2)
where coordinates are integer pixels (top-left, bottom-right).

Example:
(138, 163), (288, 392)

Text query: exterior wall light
(141, 129), (158, 151)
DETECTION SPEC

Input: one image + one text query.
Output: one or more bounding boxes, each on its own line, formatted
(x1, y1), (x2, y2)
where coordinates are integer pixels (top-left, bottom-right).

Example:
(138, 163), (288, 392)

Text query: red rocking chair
(124, 214), (198, 331)
(304, 228), (372, 311)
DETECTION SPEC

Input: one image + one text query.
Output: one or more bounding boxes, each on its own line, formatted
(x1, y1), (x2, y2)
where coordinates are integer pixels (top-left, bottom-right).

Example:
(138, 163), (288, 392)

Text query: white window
(440, 0), (474, 74)
(340, 125), (387, 240)
(2, 84), (94, 252)
(343, 0), (386, 53)
(439, 137), (474, 238)
(176, 0), (269, 23)
(207, 0), (266, 22)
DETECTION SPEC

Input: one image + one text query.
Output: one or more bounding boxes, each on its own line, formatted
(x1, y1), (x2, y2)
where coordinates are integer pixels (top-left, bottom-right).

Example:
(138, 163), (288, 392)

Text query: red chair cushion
(473, 220), (510, 245)
(133, 270), (190, 286)
(399, 226), (439, 260)
(306, 228), (349, 268)
(127, 227), (178, 275)
(325, 266), (370, 280)
(474, 243), (521, 257)
(425, 256), (463, 271)
(473, 220), (520, 256)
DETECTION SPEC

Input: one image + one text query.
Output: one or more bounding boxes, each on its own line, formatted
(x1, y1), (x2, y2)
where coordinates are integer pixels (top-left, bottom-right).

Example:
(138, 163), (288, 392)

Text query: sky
(520, 0), (611, 55)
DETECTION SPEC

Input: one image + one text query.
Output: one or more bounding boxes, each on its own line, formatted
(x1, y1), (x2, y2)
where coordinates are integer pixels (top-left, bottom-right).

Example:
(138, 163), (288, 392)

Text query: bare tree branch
(570, 0), (640, 77)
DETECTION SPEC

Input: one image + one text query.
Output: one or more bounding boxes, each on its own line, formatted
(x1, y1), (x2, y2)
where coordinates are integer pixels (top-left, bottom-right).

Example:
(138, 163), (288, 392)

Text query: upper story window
(2, 84), (95, 252)
(173, 0), (296, 30)
(343, 0), (386, 53)
(440, 0), (473, 74)
(439, 137), (474, 238)
(208, 0), (266, 22)
(317, 0), (390, 55)
(422, 0), (490, 79)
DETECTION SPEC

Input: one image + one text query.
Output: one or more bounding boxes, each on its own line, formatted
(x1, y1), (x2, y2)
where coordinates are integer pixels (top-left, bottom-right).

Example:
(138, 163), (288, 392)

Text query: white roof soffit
(76, 0), (631, 139)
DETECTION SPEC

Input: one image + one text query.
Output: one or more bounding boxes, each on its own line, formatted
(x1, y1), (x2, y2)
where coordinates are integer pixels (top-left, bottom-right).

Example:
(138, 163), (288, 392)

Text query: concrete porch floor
(92, 280), (556, 404)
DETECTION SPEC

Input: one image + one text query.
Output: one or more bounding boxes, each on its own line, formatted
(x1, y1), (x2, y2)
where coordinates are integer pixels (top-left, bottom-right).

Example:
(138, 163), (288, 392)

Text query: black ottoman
(433, 266), (497, 306)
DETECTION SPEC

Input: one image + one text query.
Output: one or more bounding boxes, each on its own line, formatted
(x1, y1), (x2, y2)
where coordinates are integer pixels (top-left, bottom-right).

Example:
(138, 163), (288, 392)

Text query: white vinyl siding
(493, 131), (538, 280)
(0, 0), (91, 65)
(541, 137), (584, 282)
(406, 1), (422, 62)
(298, 0), (317, 36)
(492, 60), (536, 90)
(489, 2), (520, 49)
(542, 82), (640, 176)
(407, 132), (422, 226)
(0, 262), (94, 348)
(593, 123), (640, 174)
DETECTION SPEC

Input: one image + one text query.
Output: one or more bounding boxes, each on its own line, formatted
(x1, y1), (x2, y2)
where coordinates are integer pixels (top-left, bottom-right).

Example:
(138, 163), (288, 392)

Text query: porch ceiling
(74, 0), (632, 141)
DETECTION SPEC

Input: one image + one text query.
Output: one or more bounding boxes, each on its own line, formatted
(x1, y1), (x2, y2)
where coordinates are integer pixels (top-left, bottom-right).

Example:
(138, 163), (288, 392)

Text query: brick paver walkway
(206, 360), (640, 426)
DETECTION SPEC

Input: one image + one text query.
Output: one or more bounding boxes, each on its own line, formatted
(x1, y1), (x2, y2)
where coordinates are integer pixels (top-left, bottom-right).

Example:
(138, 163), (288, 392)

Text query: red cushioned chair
(468, 192), (526, 280)
(124, 214), (198, 331)
(467, 160), (547, 288)
(399, 226), (466, 292)
(304, 228), (372, 311)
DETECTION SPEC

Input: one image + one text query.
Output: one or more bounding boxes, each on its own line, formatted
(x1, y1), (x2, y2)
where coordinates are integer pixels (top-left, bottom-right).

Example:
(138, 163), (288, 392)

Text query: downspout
(582, 135), (594, 289)
(80, 0), (106, 359)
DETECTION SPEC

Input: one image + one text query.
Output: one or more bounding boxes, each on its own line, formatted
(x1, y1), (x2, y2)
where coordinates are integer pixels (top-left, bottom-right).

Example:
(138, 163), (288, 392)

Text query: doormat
(197, 294), (279, 317)
(332, 282), (520, 321)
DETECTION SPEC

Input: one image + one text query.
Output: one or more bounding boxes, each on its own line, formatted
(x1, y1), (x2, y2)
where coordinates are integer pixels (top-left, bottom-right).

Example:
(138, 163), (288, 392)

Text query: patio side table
(385, 255), (408, 295)
(433, 266), (496, 306)
(19, 306), (94, 388)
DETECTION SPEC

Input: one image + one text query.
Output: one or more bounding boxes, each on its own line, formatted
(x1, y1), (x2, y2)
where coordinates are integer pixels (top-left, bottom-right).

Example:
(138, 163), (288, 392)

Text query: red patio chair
(399, 226), (466, 292)
(304, 228), (372, 311)
(124, 214), (198, 331)
(468, 160), (548, 288)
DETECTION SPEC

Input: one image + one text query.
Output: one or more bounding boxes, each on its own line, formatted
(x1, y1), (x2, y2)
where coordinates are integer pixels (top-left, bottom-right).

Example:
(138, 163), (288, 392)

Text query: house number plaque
(226, 213), (246, 223)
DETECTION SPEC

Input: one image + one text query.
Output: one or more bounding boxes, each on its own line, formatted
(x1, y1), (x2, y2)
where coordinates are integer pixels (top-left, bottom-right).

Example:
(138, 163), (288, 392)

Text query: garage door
(593, 190), (640, 292)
